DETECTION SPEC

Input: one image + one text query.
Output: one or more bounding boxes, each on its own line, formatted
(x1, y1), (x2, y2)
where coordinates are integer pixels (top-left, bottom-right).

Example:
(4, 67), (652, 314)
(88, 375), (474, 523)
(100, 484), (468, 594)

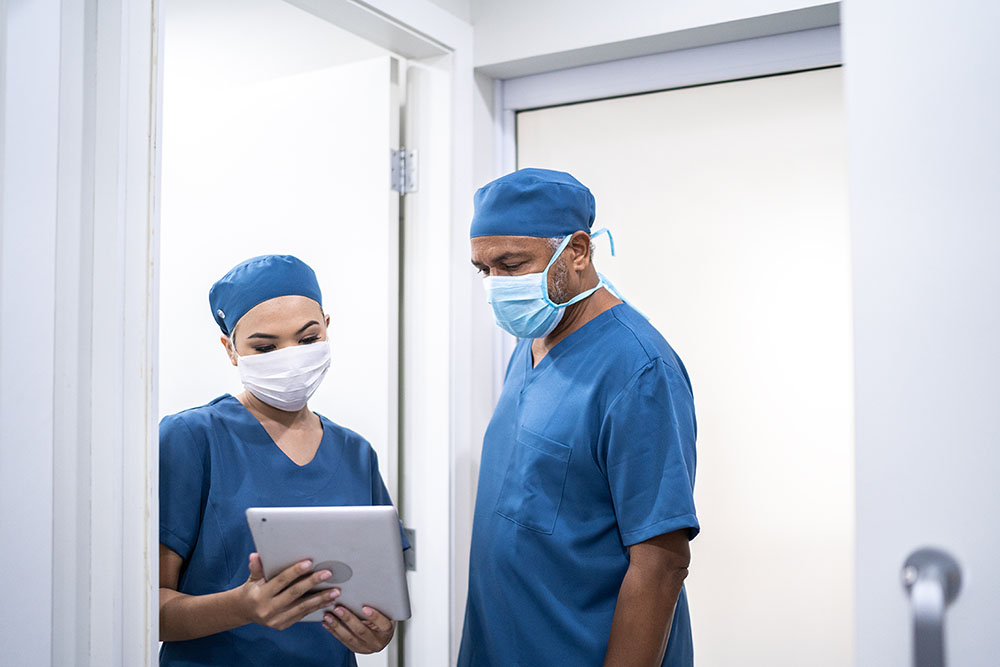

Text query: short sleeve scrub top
(459, 304), (699, 666)
(159, 394), (401, 667)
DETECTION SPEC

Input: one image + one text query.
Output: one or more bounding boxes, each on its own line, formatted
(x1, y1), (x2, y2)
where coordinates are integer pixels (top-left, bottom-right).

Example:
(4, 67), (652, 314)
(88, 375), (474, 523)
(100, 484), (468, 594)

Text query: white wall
(427, 0), (471, 24)
(165, 0), (385, 92)
(842, 0), (1000, 664)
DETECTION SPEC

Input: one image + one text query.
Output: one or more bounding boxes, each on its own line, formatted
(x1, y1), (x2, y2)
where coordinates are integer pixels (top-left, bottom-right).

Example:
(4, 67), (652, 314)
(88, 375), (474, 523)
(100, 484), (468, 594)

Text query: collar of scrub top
(208, 254), (323, 337)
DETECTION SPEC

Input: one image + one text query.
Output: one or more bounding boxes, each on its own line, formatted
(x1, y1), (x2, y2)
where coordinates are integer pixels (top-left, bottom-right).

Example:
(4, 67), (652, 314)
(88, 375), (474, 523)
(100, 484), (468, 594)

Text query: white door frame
(495, 24), (843, 172)
(275, 6), (476, 664)
(0, 0), (473, 664)
(2, 0), (162, 663)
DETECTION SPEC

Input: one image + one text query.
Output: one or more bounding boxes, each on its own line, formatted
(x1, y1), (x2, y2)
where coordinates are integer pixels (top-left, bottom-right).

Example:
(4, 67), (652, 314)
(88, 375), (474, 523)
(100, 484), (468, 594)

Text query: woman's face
(222, 295), (329, 364)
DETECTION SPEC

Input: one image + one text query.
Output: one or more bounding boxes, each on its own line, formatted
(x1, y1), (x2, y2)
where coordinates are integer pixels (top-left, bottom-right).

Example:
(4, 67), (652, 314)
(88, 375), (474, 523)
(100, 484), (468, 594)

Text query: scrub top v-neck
(159, 394), (400, 667)
(459, 303), (699, 667)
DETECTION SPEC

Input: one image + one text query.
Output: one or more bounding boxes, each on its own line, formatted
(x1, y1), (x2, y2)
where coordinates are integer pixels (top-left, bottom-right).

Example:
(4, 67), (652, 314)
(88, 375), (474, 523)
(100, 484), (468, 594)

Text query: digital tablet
(246, 506), (411, 622)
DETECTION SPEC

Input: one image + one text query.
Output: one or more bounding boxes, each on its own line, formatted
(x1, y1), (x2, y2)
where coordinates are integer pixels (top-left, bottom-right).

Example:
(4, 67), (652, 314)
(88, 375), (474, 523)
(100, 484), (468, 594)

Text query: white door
(515, 67), (854, 666)
(160, 43), (403, 667)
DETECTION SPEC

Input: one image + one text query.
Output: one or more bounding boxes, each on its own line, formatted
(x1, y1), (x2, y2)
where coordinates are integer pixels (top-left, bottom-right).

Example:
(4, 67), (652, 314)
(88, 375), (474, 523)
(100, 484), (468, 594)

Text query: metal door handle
(901, 548), (962, 667)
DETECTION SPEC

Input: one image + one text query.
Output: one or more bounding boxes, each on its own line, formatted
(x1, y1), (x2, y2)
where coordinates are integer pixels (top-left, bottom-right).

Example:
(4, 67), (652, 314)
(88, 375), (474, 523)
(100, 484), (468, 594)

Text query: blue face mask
(482, 229), (616, 339)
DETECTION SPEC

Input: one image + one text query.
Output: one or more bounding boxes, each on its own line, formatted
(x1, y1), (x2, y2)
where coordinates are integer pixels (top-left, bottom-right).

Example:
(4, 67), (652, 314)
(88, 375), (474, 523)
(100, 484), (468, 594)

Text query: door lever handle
(901, 548), (962, 667)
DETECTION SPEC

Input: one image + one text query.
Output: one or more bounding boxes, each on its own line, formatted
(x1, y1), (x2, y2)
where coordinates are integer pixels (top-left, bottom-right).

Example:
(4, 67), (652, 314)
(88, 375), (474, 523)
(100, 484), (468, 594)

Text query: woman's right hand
(236, 553), (340, 630)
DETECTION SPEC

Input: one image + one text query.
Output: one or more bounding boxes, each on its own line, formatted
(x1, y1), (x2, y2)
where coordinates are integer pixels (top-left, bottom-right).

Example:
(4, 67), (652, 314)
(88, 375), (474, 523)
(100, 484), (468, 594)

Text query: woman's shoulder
(315, 413), (378, 457)
(160, 394), (238, 443)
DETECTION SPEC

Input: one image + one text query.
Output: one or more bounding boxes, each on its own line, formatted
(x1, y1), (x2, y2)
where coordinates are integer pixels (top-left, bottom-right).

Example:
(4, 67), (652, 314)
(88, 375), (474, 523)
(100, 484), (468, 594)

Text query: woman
(159, 254), (403, 666)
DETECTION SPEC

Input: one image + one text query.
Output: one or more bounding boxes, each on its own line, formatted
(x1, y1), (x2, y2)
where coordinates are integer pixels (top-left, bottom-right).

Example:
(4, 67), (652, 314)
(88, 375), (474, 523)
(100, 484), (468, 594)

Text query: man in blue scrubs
(459, 169), (699, 666)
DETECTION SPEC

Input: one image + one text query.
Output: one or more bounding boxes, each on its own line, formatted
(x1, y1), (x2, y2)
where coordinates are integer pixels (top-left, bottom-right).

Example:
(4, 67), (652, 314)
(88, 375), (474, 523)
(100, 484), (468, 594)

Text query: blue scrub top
(159, 394), (405, 667)
(459, 303), (699, 667)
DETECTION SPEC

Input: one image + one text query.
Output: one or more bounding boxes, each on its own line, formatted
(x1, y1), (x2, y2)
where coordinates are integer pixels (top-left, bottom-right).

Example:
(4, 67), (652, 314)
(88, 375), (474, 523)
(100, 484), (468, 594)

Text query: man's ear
(568, 230), (592, 270)
(221, 335), (238, 367)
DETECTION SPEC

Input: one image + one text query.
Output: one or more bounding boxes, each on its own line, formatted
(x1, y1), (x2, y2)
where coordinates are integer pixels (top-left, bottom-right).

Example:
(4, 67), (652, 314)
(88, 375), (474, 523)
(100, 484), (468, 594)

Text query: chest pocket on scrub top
(495, 427), (572, 534)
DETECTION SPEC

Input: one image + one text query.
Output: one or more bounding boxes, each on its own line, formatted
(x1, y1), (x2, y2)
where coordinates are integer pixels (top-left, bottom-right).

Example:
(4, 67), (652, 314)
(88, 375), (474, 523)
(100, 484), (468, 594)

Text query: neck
(533, 278), (622, 362)
(237, 390), (314, 428)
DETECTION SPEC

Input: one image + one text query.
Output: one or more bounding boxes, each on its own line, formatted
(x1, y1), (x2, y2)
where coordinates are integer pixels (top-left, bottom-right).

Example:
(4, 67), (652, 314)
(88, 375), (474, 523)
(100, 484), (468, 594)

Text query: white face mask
(234, 341), (331, 412)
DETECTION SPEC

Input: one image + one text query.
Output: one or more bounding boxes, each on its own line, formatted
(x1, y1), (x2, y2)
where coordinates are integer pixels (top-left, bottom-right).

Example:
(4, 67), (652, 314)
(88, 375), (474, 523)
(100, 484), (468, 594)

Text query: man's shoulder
(601, 304), (685, 375)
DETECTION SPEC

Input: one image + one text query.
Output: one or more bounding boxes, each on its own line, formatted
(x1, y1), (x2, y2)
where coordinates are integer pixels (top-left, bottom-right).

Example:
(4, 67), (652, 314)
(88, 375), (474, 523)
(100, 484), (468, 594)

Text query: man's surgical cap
(209, 254), (322, 336)
(470, 168), (595, 239)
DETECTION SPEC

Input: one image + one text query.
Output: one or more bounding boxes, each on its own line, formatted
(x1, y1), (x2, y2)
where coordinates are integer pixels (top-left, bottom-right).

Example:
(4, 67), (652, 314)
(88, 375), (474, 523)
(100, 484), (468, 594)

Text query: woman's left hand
(322, 605), (395, 654)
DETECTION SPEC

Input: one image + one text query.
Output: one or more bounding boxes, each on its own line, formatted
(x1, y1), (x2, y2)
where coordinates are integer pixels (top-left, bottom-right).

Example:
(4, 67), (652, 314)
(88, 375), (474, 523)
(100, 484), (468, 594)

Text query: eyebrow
(296, 320), (321, 335)
(245, 320), (321, 340)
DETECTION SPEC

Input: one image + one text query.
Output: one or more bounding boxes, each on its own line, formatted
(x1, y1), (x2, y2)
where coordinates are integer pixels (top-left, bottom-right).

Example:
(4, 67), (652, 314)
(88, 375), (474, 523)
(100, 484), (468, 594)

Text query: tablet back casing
(246, 506), (411, 622)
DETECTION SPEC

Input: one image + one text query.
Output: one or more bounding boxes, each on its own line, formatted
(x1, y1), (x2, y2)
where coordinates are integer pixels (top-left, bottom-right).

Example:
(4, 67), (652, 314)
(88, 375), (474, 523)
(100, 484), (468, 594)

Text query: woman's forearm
(159, 586), (249, 642)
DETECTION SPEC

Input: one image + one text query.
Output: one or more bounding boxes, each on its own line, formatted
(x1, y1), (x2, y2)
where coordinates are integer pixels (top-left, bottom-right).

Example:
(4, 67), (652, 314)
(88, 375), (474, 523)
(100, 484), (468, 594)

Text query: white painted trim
(399, 60), (453, 667)
(52, 0), (93, 662)
(502, 25), (842, 112)
(88, 0), (159, 663)
(476, 3), (839, 79)
(285, 0), (450, 58)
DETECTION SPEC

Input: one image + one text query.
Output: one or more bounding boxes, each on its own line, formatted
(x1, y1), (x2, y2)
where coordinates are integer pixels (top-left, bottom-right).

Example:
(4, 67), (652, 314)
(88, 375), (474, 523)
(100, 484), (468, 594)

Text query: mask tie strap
(590, 227), (615, 257)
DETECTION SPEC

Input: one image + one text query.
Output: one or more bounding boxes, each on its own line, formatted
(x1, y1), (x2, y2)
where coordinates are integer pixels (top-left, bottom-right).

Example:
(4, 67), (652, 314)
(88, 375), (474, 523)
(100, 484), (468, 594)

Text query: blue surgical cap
(209, 254), (322, 336)
(470, 168), (596, 238)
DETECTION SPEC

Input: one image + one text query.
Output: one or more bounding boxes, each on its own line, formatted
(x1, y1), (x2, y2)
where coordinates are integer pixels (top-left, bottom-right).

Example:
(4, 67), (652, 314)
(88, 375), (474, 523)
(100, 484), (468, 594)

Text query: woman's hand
(322, 605), (395, 654)
(236, 553), (340, 630)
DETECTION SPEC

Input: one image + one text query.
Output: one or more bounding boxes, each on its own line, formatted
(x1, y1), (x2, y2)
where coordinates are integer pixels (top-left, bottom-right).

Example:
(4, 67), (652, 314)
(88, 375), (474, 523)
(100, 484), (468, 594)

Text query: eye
(502, 263), (524, 272)
(300, 335), (320, 344)
(252, 344), (276, 353)
(476, 267), (490, 277)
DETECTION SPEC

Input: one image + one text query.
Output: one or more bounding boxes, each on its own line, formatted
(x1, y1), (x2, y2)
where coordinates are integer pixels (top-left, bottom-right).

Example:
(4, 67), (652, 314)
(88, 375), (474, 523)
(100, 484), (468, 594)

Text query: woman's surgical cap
(209, 254), (322, 336)
(470, 168), (596, 239)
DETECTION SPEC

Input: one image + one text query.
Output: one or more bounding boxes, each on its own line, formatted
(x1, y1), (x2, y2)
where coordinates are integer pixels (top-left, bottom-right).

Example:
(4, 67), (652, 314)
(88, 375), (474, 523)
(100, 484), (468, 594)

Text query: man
(459, 168), (699, 666)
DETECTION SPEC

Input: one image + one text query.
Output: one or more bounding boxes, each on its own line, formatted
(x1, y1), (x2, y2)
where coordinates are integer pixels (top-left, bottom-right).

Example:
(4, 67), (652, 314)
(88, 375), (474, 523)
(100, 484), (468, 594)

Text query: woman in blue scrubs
(159, 254), (401, 666)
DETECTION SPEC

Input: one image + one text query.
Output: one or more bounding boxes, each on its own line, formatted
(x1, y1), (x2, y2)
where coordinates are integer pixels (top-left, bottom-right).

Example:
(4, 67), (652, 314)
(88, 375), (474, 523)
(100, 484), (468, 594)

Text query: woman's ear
(325, 313), (331, 328)
(221, 335), (238, 367)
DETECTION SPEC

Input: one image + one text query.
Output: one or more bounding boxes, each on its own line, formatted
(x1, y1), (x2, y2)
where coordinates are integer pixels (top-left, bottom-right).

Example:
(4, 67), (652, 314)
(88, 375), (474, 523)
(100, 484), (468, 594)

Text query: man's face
(471, 235), (574, 303)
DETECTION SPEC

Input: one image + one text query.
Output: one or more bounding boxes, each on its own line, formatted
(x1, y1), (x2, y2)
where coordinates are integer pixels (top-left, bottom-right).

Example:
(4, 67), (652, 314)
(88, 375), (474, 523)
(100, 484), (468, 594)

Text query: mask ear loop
(541, 233), (575, 306)
(543, 229), (618, 308)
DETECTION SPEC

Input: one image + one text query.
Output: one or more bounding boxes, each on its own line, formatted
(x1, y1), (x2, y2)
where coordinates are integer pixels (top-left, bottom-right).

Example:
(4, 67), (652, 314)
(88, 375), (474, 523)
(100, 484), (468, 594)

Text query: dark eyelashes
(251, 336), (320, 353)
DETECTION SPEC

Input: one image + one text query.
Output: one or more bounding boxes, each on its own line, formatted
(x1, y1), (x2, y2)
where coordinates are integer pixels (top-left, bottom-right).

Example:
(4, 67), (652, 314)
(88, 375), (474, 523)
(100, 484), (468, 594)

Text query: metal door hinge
(391, 148), (418, 194)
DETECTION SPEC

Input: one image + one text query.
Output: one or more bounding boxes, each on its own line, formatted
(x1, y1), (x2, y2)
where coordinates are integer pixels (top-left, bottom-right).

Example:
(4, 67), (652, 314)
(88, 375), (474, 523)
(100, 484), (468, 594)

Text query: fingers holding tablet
(323, 605), (394, 654)
(239, 555), (341, 630)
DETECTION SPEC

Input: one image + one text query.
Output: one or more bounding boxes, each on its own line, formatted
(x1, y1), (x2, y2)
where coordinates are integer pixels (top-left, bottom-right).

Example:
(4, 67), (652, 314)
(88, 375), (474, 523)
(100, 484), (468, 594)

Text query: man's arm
(604, 529), (691, 666)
